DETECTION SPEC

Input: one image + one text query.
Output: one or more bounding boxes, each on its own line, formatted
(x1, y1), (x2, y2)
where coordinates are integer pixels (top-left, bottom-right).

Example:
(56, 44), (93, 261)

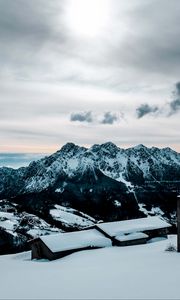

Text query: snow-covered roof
(96, 216), (171, 237)
(40, 228), (112, 253)
(115, 232), (148, 242)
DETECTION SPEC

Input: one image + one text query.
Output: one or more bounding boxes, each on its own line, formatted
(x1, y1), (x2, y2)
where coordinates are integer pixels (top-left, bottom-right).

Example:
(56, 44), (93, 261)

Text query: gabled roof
(96, 216), (171, 237)
(40, 228), (112, 253)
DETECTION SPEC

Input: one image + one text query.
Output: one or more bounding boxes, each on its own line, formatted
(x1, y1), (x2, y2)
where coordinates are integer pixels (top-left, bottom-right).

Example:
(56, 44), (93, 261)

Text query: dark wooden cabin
(30, 216), (171, 260)
(95, 216), (171, 246)
(29, 228), (112, 260)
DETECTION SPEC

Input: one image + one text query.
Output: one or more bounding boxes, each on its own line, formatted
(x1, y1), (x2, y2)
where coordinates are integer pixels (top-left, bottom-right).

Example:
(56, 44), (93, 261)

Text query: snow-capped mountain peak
(0, 142), (179, 196)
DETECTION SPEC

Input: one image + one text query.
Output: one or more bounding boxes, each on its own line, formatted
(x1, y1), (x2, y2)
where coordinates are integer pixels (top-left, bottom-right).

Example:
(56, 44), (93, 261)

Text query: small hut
(114, 232), (149, 246)
(95, 216), (171, 246)
(29, 228), (112, 260)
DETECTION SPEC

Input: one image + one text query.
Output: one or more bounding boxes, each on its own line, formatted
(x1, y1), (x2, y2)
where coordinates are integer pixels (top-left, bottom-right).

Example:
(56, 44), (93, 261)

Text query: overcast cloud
(0, 0), (180, 162)
(70, 111), (93, 123)
(101, 112), (119, 124)
(136, 104), (159, 119)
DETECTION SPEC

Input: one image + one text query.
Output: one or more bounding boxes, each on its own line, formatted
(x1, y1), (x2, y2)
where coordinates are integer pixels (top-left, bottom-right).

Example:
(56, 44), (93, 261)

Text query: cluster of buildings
(30, 216), (172, 260)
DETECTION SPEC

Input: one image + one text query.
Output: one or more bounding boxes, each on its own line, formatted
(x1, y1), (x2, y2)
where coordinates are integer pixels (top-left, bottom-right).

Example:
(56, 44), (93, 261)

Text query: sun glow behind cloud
(65, 0), (110, 37)
(0, 0), (180, 154)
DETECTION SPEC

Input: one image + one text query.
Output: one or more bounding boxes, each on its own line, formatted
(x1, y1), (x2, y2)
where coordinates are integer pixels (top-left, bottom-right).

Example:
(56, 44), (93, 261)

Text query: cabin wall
(144, 228), (169, 239)
(31, 241), (103, 261)
(51, 246), (102, 261)
(31, 241), (42, 260)
(31, 240), (54, 260)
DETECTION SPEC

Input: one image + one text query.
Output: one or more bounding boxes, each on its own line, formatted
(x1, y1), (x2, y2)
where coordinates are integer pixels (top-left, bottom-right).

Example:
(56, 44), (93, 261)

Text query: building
(29, 228), (112, 260)
(113, 232), (149, 247)
(95, 216), (171, 246)
(30, 216), (171, 260)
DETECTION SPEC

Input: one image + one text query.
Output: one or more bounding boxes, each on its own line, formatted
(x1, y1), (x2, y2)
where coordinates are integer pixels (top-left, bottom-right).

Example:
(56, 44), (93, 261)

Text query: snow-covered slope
(0, 200), (96, 233)
(0, 199), (97, 254)
(0, 200), (61, 239)
(50, 204), (95, 229)
(0, 235), (179, 299)
(0, 200), (63, 254)
(22, 142), (180, 192)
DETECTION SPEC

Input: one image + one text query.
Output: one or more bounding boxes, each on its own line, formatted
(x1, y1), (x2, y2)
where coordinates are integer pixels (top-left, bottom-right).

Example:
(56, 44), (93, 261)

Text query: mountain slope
(0, 199), (96, 254)
(0, 142), (179, 196)
(0, 142), (179, 227)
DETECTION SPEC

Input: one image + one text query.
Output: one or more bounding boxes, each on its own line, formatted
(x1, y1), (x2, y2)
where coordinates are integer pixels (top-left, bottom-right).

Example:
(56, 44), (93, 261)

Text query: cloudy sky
(0, 0), (180, 166)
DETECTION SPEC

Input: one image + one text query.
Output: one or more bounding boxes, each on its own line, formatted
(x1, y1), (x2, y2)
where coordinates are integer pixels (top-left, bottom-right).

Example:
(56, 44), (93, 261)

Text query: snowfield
(0, 235), (179, 299)
(50, 204), (95, 228)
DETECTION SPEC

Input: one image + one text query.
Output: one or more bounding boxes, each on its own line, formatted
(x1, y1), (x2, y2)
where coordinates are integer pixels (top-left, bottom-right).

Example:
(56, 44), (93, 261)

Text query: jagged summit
(161, 146), (176, 153)
(38, 143), (178, 162)
(100, 141), (118, 149)
(132, 144), (147, 150)
(60, 142), (84, 154)
(90, 142), (119, 155)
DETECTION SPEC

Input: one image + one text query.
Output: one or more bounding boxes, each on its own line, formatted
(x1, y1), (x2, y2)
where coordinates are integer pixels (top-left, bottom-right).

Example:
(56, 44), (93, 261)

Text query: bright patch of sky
(0, 0), (179, 158)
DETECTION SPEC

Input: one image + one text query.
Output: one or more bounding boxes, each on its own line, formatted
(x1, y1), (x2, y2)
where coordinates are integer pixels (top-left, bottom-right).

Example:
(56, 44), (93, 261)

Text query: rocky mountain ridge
(0, 142), (179, 197)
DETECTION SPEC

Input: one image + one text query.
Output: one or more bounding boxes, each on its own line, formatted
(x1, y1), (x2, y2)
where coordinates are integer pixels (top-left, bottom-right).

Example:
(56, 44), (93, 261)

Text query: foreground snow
(0, 235), (179, 299)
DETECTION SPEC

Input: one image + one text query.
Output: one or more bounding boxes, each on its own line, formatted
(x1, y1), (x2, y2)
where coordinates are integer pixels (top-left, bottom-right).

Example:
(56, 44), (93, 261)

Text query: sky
(0, 0), (180, 167)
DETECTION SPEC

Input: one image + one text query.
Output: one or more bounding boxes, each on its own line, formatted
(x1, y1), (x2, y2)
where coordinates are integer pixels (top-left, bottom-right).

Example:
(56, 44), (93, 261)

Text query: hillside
(0, 235), (179, 299)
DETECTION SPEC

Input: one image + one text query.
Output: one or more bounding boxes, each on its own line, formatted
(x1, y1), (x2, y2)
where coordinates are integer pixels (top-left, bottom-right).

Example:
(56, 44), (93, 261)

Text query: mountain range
(0, 142), (179, 253)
